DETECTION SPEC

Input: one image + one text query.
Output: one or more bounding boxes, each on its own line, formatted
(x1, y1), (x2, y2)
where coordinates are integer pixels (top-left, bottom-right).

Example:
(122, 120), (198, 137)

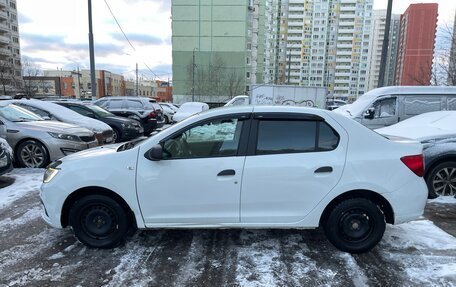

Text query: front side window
(256, 120), (339, 155)
(162, 118), (244, 159)
(373, 97), (396, 118)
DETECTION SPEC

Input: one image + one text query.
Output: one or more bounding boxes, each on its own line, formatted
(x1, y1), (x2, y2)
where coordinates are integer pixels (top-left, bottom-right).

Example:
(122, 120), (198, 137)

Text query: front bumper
(39, 187), (63, 228)
(46, 137), (99, 162)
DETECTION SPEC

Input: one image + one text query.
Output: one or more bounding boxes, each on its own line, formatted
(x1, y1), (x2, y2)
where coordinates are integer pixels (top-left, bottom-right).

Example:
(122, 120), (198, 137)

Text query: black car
(93, 97), (165, 135)
(55, 102), (144, 143)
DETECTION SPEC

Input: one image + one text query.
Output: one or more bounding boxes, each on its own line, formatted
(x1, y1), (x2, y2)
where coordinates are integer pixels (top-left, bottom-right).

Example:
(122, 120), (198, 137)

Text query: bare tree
(22, 57), (42, 97)
(186, 53), (245, 101)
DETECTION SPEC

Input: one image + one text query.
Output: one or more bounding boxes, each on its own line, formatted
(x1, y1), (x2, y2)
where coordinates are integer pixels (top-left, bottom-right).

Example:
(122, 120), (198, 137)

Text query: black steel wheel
(324, 198), (386, 253)
(426, 161), (456, 198)
(69, 194), (129, 248)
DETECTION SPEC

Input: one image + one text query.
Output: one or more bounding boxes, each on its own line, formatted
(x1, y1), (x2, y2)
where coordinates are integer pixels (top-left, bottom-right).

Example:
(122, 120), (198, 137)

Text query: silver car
(0, 103), (98, 168)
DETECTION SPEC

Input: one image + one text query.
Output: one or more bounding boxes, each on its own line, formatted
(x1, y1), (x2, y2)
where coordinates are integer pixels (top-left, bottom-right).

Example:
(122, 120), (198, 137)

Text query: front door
(136, 115), (249, 225)
(361, 96), (399, 129)
(241, 115), (347, 224)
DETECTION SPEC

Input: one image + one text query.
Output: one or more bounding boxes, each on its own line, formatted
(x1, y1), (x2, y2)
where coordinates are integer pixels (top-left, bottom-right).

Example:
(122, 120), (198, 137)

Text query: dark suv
(55, 102), (144, 143)
(93, 97), (165, 135)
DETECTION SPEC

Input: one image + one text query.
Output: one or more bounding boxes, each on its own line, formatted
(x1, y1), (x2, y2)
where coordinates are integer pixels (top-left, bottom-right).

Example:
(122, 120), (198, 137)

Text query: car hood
(16, 120), (93, 135)
(60, 143), (123, 162)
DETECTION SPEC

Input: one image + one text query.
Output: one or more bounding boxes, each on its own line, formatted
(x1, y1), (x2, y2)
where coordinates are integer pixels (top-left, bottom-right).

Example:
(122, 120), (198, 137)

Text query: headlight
(49, 132), (81, 142)
(121, 123), (134, 129)
(43, 161), (62, 183)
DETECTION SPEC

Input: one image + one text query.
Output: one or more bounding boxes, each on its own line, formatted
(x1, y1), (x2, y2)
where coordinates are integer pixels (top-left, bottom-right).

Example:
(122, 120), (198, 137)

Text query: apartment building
(384, 13), (400, 87)
(0, 0), (21, 94)
(172, 0), (268, 104)
(395, 3), (438, 86)
(280, 0), (373, 100)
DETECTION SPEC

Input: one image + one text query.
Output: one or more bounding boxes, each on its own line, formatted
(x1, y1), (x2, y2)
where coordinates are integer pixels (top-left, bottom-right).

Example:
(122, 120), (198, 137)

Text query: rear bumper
(121, 126), (144, 141)
(142, 119), (165, 134)
(383, 177), (428, 225)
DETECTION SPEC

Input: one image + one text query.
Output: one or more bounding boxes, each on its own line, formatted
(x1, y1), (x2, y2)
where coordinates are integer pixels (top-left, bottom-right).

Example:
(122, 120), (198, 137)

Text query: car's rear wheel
(16, 140), (49, 168)
(323, 198), (386, 254)
(164, 115), (170, 124)
(426, 161), (456, 198)
(69, 194), (129, 248)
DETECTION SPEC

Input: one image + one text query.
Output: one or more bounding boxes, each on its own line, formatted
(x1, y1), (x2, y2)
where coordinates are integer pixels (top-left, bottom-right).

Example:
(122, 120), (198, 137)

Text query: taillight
(148, 111), (157, 118)
(400, 154), (424, 177)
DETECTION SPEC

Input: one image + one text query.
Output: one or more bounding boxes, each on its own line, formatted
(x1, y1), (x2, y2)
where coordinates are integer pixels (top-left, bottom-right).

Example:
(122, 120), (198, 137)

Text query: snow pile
(0, 168), (44, 208)
(376, 111), (456, 141)
(428, 196), (456, 204)
(7, 99), (111, 133)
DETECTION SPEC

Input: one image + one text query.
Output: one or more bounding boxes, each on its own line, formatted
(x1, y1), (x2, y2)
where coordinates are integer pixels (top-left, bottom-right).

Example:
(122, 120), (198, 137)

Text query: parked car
(55, 102), (144, 143)
(94, 96), (165, 135)
(0, 103), (98, 168)
(40, 106), (427, 253)
(7, 99), (114, 145)
(0, 138), (13, 175)
(159, 102), (179, 113)
(376, 111), (456, 198)
(334, 86), (456, 129)
(159, 104), (175, 124)
(172, 102), (209, 122)
(326, 99), (347, 111)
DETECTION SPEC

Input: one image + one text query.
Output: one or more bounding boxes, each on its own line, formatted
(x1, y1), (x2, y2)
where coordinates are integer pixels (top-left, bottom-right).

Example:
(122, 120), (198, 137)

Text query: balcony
(288, 13), (304, 19)
(336, 57), (352, 63)
(0, 48), (9, 56)
(0, 0), (5, 8)
(336, 50), (352, 56)
(340, 5), (356, 12)
(338, 28), (354, 34)
(337, 36), (353, 41)
(0, 34), (9, 44)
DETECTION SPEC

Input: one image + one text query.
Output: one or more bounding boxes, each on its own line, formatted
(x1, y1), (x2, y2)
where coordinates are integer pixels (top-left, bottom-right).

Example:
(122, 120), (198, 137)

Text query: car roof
(96, 96), (155, 102)
(360, 86), (456, 101)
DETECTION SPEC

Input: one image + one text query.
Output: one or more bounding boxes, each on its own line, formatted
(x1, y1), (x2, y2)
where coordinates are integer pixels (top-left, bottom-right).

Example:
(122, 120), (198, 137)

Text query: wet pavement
(0, 169), (455, 287)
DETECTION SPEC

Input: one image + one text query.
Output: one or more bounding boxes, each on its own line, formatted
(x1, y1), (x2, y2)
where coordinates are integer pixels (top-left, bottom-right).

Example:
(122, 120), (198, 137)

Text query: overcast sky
(18, 0), (455, 81)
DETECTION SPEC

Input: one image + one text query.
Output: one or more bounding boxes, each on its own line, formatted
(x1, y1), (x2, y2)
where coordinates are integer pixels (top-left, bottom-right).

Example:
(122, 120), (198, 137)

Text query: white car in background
(159, 102), (179, 113)
(40, 106), (427, 253)
(159, 104), (176, 124)
(172, 102), (209, 123)
(7, 99), (114, 145)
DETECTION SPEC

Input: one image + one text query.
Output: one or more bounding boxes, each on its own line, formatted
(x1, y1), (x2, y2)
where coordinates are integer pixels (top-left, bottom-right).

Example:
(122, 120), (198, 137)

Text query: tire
(112, 128), (121, 143)
(323, 198), (386, 254)
(426, 161), (456, 198)
(69, 194), (129, 249)
(16, 140), (49, 168)
(164, 115), (170, 124)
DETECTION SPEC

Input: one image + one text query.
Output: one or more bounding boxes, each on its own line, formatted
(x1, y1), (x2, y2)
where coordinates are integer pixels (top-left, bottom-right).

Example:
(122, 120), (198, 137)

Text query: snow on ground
(0, 168), (455, 286)
(0, 168), (44, 208)
(429, 196), (456, 204)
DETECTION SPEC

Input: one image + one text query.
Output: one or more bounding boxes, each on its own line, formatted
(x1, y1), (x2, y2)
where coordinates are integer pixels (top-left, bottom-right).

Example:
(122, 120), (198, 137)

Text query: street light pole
(192, 48), (197, 102)
(136, 62), (139, 96)
(88, 0), (97, 100)
(378, 0), (393, 88)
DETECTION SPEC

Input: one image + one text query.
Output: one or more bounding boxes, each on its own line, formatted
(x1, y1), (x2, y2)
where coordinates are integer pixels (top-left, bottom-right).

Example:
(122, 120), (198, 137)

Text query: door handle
(315, 166), (333, 173)
(217, 169), (236, 176)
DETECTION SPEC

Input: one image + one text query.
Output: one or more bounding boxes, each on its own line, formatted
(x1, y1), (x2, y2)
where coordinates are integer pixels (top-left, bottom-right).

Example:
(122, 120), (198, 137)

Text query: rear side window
(108, 100), (124, 109)
(404, 96), (441, 116)
(126, 100), (143, 109)
(255, 120), (339, 155)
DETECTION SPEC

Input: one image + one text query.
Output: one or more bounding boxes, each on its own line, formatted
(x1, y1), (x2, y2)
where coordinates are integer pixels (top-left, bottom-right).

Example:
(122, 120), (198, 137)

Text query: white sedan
(172, 102), (209, 123)
(40, 106), (428, 253)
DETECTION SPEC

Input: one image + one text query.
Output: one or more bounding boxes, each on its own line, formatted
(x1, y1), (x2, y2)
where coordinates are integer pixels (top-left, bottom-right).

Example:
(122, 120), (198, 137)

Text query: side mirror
(145, 144), (163, 161)
(363, 107), (375, 119)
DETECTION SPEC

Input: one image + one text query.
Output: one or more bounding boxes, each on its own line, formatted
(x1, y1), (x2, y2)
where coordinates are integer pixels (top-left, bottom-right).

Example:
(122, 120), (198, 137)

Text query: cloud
(18, 12), (33, 24)
(111, 32), (164, 46)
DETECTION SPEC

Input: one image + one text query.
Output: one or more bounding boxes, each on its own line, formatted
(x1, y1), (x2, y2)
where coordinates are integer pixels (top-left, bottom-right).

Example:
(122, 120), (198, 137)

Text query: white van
(334, 86), (456, 129)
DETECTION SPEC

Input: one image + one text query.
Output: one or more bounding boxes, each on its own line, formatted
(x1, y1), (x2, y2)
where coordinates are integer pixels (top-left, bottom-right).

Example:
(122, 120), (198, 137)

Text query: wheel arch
(60, 186), (137, 229)
(424, 155), (456, 180)
(319, 189), (395, 226)
(14, 137), (50, 163)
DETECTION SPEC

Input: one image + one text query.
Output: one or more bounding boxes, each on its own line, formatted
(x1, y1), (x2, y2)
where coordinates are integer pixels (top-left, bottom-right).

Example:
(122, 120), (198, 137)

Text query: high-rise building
(367, 11), (400, 91)
(172, 0), (267, 104)
(278, 0), (373, 101)
(395, 3), (438, 86)
(0, 0), (22, 94)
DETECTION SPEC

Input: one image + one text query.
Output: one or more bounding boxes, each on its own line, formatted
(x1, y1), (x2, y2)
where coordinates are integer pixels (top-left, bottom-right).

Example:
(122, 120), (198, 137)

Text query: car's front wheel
(112, 128), (121, 143)
(323, 198), (386, 253)
(426, 161), (456, 198)
(69, 194), (129, 248)
(16, 140), (49, 168)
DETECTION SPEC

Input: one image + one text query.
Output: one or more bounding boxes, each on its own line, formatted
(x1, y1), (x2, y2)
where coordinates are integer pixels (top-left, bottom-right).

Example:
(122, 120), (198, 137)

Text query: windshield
(86, 105), (114, 117)
(0, 104), (43, 122)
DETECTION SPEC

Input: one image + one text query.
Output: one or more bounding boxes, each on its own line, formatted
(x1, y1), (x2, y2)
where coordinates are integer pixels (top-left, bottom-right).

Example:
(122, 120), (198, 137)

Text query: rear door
(240, 113), (347, 224)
